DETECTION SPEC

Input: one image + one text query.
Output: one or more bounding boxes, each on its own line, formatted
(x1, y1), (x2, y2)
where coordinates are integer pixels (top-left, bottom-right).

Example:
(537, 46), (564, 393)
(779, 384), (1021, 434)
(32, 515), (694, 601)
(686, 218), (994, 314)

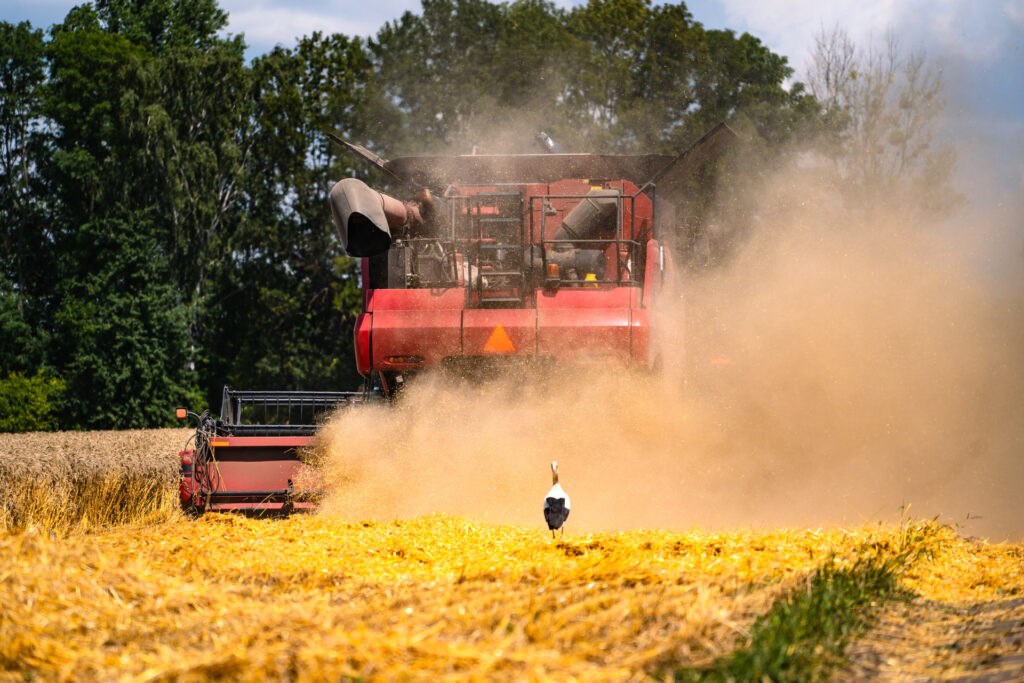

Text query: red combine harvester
(178, 124), (735, 514)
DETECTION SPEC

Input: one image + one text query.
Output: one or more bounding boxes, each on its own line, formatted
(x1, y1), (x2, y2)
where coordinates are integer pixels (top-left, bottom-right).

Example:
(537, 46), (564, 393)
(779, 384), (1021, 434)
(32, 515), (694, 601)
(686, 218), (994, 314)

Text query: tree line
(0, 0), (952, 431)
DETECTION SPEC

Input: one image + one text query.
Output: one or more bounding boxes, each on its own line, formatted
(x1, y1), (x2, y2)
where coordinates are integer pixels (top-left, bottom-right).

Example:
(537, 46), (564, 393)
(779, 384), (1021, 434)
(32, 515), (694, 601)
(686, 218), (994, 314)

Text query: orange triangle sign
(483, 323), (516, 353)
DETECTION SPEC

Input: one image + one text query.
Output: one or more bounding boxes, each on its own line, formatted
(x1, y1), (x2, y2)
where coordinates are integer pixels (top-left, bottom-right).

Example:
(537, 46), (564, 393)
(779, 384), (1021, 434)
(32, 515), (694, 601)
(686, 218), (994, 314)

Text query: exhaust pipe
(554, 189), (619, 248)
(329, 178), (409, 257)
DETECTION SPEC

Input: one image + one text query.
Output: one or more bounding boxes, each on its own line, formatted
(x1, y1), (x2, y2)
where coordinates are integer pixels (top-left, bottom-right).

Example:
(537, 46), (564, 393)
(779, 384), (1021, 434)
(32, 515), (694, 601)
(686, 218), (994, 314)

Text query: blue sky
(3, 0), (1022, 209)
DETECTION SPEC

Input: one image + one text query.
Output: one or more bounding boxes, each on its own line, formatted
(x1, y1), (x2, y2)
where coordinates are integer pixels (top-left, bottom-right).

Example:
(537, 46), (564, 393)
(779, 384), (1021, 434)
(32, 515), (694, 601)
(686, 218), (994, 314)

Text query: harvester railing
(387, 184), (653, 301)
(218, 387), (361, 436)
(529, 186), (649, 286)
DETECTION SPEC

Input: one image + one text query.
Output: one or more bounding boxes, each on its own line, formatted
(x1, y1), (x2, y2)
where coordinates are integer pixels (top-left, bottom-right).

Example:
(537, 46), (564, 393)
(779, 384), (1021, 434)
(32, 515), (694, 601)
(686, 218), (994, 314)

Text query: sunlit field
(0, 430), (1020, 681)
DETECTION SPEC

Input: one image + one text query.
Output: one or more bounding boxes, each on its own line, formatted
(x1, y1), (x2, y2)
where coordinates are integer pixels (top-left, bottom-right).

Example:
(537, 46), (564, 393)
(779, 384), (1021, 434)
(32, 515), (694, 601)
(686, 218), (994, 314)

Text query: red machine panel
(535, 287), (633, 309)
(204, 437), (316, 512)
(354, 312), (372, 376)
(536, 294), (631, 363)
(371, 289), (465, 370)
(371, 288), (466, 310)
(372, 308), (462, 368)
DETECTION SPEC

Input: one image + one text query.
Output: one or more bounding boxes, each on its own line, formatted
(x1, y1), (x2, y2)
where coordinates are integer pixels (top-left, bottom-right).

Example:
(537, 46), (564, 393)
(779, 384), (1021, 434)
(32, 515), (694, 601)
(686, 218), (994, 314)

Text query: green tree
(43, 8), (200, 427)
(690, 28), (818, 147)
(562, 0), (655, 150)
(0, 21), (50, 372)
(0, 371), (65, 432)
(140, 40), (253, 403)
(368, 0), (819, 156)
(50, 214), (195, 428)
(612, 2), (704, 151)
(372, 0), (573, 153)
(94, 0), (231, 54)
(0, 274), (46, 375)
(199, 33), (371, 399)
(372, 0), (504, 151)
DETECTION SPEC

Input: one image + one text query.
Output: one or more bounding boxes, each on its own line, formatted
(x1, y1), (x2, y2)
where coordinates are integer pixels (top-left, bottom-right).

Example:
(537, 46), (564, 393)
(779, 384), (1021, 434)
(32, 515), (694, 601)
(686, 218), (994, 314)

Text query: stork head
(551, 460), (559, 484)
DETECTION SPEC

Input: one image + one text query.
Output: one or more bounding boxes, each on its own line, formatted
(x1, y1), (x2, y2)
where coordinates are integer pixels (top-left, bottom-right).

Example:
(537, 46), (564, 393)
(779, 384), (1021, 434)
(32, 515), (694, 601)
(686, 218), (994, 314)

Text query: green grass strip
(663, 524), (940, 682)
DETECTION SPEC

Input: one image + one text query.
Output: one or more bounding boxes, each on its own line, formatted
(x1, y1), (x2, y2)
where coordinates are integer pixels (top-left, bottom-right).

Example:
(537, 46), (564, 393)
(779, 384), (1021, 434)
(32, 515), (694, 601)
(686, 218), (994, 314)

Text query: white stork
(543, 461), (571, 538)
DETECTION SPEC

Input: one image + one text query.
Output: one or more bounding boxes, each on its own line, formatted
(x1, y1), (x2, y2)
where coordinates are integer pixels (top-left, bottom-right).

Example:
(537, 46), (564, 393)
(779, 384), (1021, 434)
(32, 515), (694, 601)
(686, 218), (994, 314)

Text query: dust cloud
(313, 159), (1024, 541)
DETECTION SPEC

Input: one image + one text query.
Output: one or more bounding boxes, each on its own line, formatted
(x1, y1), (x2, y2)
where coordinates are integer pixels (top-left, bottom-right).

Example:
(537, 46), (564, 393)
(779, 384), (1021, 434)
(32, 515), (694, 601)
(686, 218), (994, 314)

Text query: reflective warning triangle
(483, 323), (516, 353)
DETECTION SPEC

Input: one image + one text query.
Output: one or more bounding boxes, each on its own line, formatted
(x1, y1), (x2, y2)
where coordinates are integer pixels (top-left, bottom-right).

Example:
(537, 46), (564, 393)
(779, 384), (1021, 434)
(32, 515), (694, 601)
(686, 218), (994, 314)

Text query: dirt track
(840, 535), (1024, 681)
(841, 598), (1024, 681)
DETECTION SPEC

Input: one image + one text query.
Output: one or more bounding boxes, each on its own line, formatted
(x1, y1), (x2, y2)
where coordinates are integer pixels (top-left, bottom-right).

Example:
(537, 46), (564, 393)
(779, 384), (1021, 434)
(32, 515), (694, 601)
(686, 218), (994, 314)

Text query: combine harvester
(178, 125), (735, 514)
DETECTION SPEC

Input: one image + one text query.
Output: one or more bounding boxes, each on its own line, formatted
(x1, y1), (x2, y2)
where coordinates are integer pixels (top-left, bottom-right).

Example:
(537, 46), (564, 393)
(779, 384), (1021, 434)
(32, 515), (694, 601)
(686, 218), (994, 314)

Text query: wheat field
(0, 429), (190, 534)
(0, 429), (1021, 681)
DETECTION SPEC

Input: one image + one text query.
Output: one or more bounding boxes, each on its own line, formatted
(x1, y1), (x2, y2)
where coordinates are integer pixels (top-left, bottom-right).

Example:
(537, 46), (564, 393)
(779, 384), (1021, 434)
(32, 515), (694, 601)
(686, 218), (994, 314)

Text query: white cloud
(716, 0), (903, 74)
(218, 0), (589, 51)
(716, 0), (1020, 76)
(220, 0), (384, 48)
(925, 1), (1015, 64)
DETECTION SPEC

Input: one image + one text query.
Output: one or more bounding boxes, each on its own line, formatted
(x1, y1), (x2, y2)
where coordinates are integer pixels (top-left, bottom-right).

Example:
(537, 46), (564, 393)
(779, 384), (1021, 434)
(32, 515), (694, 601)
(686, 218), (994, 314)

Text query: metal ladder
(467, 192), (526, 308)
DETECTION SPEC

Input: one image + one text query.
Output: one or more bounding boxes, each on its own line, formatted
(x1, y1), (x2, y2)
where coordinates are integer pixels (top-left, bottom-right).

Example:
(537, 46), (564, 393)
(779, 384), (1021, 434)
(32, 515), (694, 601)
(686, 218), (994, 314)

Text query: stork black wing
(544, 498), (569, 530)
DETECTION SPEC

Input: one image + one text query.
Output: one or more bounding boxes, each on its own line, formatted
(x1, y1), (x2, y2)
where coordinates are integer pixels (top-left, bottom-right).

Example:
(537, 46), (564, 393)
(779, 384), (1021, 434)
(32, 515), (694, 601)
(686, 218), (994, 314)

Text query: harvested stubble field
(0, 429), (1021, 681)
